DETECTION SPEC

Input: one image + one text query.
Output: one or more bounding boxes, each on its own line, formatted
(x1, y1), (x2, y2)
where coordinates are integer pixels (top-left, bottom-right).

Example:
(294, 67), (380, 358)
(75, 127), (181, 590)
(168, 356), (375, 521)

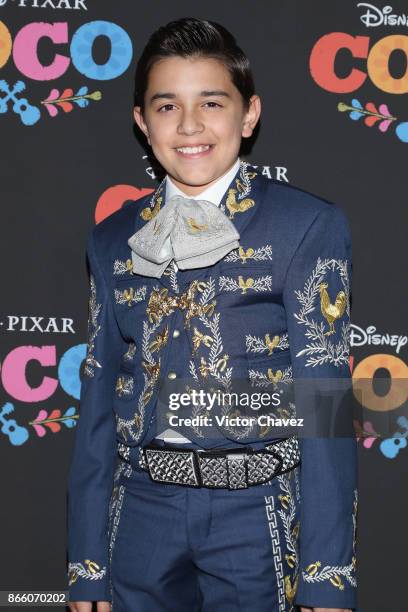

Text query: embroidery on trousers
(83, 274), (102, 378)
(264, 467), (300, 612)
(293, 257), (350, 367)
(108, 459), (130, 600)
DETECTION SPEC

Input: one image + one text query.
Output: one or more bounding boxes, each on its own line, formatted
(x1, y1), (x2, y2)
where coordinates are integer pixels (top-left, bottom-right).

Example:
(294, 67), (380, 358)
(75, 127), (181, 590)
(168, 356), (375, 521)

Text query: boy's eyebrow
(149, 90), (231, 103)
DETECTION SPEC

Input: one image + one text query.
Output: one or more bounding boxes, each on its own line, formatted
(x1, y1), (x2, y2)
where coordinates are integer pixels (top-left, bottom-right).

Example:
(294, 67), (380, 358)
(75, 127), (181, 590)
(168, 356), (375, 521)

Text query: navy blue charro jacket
(67, 160), (358, 609)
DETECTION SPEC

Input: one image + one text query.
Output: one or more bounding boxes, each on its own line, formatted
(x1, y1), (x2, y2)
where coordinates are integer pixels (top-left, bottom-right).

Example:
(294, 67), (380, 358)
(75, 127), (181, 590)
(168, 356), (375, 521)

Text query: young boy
(67, 17), (358, 612)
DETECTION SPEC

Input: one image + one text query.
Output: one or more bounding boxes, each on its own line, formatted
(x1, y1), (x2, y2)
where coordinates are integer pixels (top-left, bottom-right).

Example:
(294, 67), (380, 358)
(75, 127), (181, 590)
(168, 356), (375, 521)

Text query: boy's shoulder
(253, 166), (349, 231)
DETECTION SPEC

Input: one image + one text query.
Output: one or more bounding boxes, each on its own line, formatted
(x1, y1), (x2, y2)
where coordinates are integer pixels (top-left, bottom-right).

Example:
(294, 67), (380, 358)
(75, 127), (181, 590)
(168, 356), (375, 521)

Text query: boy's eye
(157, 101), (222, 112)
(158, 104), (176, 112)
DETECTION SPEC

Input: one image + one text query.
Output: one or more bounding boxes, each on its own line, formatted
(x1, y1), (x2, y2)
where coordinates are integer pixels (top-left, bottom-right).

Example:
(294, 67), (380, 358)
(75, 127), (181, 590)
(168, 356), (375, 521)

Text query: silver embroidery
(249, 365), (293, 388)
(246, 332), (289, 356)
(293, 257), (350, 367)
(114, 285), (147, 307)
(115, 374), (134, 397)
(67, 560), (107, 586)
(113, 258), (134, 276)
(123, 342), (136, 361)
(219, 274), (273, 294)
(84, 275), (102, 378)
(224, 244), (273, 263)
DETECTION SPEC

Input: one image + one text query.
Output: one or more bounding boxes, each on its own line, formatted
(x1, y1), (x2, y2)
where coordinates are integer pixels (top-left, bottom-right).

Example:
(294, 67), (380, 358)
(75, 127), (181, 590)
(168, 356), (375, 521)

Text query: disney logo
(0, 0), (8, 6)
(350, 324), (407, 353)
(357, 3), (408, 27)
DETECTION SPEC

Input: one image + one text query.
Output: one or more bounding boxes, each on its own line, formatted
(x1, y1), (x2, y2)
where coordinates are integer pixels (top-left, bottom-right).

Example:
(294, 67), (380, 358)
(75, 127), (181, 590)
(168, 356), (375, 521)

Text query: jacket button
(167, 371), (177, 379)
(172, 329), (180, 338)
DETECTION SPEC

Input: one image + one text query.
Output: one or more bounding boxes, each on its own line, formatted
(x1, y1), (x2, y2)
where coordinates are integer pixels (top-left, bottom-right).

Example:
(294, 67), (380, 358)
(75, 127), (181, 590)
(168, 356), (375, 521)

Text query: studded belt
(133, 436), (300, 490)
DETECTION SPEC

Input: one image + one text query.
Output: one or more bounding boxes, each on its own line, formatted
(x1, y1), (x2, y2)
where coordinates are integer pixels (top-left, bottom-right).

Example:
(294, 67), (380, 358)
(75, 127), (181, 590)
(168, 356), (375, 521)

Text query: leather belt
(132, 436), (300, 490)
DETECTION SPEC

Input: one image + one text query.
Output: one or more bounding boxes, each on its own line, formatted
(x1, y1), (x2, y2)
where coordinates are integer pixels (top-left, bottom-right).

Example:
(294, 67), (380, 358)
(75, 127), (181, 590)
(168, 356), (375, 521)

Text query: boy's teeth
(177, 145), (211, 154)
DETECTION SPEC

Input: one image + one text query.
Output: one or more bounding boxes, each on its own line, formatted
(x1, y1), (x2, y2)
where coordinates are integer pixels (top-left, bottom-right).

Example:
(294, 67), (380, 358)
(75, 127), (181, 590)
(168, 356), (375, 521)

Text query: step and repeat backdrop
(1, 1), (407, 610)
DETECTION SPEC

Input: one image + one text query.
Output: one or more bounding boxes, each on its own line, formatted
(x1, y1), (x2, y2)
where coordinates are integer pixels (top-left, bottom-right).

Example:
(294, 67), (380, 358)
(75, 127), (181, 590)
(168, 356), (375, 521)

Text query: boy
(67, 17), (357, 612)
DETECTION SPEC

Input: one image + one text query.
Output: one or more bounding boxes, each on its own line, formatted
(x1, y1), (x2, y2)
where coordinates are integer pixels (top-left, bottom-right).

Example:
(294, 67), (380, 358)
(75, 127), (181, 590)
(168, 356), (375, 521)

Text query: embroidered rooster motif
(186, 217), (208, 232)
(319, 282), (347, 335)
(238, 246), (255, 262)
(140, 196), (162, 221)
(265, 334), (280, 355)
(225, 188), (255, 219)
(238, 275), (255, 293)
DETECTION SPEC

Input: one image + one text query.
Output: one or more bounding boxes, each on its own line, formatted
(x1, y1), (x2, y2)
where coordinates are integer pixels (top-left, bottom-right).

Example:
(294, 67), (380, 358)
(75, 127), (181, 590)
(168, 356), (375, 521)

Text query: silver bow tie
(127, 194), (240, 278)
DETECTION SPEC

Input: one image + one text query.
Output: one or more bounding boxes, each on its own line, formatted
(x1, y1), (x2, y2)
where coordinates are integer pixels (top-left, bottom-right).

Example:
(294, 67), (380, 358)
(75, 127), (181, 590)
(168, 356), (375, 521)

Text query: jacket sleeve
(67, 227), (125, 602)
(282, 204), (358, 610)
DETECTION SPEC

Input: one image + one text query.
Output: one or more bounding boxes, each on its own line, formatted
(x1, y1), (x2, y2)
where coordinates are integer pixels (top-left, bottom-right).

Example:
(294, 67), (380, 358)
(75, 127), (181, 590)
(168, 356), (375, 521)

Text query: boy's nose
(177, 111), (204, 135)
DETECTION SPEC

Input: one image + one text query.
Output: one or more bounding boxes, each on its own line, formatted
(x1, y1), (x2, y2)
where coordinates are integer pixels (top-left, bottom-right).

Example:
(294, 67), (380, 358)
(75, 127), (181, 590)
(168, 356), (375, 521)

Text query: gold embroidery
(113, 258), (134, 275)
(219, 274), (273, 294)
(140, 195), (162, 220)
(146, 282), (215, 329)
(294, 257), (350, 367)
(319, 281), (347, 335)
(115, 285), (147, 307)
(226, 188), (255, 219)
(246, 332), (289, 356)
(224, 244), (273, 264)
(301, 487), (357, 591)
(115, 375), (134, 397)
(148, 326), (169, 352)
(248, 365), (293, 389)
(186, 217), (208, 232)
(265, 468), (300, 611)
(192, 326), (213, 354)
(68, 559), (107, 586)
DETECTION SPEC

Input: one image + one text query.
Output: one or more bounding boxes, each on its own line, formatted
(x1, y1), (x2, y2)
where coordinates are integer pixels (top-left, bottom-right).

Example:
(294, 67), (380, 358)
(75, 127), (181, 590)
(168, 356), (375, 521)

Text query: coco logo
(310, 33), (408, 94)
(0, 19), (133, 81)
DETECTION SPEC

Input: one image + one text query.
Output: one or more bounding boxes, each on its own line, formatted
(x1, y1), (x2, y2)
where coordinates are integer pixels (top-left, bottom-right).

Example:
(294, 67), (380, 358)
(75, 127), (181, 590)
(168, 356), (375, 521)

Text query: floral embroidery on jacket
(293, 257), (350, 367)
(223, 243), (273, 264)
(219, 274), (272, 294)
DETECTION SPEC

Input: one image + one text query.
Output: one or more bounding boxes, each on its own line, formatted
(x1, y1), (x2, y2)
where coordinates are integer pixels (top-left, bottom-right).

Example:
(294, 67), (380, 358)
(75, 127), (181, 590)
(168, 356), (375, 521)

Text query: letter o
(71, 20), (132, 80)
(367, 35), (408, 94)
(0, 20), (12, 69)
(352, 353), (408, 412)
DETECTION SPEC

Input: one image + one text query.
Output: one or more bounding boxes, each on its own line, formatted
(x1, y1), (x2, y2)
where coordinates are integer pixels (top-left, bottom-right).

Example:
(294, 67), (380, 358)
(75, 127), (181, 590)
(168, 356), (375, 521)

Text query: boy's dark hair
(134, 17), (255, 114)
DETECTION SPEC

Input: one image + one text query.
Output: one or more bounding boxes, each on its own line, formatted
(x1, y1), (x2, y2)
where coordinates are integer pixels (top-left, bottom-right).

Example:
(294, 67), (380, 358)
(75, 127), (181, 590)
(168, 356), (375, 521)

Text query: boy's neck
(166, 157), (241, 199)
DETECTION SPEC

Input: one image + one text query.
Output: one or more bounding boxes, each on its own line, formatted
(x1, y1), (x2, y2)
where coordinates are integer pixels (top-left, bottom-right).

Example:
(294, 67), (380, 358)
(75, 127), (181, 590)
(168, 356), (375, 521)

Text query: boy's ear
(133, 106), (151, 145)
(241, 94), (261, 138)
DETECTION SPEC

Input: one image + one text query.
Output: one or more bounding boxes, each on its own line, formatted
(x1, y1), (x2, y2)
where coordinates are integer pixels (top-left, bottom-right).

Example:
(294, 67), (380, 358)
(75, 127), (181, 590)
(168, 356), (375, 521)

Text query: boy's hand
(68, 601), (111, 612)
(300, 608), (352, 612)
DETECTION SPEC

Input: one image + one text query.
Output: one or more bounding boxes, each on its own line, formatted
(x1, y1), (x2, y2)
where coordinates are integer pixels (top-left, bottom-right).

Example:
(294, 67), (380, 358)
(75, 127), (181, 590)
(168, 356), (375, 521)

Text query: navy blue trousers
(108, 460), (301, 612)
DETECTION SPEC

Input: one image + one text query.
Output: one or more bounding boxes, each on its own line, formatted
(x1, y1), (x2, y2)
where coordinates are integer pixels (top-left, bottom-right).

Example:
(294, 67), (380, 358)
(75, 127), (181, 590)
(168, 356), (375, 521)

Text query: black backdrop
(1, 2), (407, 611)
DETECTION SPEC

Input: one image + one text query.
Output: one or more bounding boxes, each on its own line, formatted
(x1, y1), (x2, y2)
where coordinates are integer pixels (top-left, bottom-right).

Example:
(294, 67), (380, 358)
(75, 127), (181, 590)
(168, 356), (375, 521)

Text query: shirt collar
(165, 157), (241, 207)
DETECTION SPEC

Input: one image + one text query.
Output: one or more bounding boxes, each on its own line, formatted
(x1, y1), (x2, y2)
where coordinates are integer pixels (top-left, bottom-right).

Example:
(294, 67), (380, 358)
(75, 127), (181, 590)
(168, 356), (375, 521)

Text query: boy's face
(133, 56), (261, 196)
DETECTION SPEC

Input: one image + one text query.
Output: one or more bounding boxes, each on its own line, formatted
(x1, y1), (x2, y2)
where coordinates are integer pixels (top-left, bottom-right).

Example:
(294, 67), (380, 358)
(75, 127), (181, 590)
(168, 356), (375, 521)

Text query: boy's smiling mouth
(175, 144), (214, 158)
